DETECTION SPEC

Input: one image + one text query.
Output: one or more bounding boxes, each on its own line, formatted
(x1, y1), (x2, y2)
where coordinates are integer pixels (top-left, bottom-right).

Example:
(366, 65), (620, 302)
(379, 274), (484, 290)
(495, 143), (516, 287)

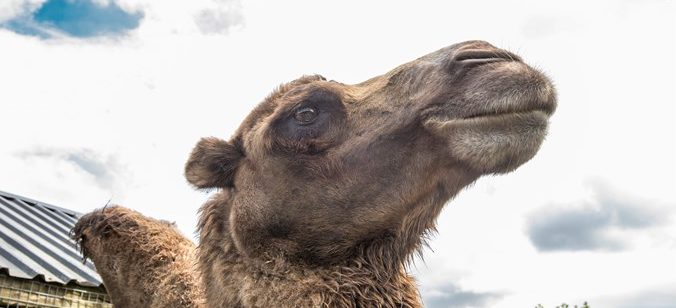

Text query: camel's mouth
(460, 103), (555, 121)
(424, 93), (556, 127)
(424, 109), (550, 131)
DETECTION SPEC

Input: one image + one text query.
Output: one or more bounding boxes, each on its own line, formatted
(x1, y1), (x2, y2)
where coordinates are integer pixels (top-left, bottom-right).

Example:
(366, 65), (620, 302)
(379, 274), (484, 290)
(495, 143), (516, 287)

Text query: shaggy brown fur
(71, 206), (205, 307)
(196, 191), (422, 307)
(74, 40), (556, 307)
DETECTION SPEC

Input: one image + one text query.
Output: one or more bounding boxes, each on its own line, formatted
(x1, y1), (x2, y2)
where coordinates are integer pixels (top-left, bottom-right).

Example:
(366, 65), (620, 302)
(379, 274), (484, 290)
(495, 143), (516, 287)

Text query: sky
(0, 0), (674, 307)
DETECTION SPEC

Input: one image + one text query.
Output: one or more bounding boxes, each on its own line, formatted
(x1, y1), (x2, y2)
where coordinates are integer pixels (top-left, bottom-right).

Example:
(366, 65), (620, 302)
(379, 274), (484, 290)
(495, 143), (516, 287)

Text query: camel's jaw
(424, 109), (551, 174)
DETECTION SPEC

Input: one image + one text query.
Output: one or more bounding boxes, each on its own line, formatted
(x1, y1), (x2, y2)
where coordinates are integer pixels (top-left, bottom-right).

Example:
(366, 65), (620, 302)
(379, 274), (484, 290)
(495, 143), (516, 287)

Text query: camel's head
(186, 40), (556, 265)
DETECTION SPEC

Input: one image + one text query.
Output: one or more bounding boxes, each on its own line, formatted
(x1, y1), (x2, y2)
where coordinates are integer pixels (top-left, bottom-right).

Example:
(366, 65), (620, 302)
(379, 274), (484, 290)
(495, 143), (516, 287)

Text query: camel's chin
(424, 110), (550, 174)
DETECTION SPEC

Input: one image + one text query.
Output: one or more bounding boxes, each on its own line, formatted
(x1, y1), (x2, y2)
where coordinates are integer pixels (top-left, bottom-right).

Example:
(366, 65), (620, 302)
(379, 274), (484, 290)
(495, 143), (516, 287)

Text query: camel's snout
(417, 40), (557, 174)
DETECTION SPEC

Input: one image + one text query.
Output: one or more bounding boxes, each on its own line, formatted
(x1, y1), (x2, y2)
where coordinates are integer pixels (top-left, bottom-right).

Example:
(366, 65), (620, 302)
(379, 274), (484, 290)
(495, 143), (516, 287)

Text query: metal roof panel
(0, 190), (103, 287)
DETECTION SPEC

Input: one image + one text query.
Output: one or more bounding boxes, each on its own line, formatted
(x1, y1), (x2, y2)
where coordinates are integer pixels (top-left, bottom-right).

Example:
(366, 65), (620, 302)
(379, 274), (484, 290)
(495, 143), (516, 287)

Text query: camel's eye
(294, 107), (319, 125)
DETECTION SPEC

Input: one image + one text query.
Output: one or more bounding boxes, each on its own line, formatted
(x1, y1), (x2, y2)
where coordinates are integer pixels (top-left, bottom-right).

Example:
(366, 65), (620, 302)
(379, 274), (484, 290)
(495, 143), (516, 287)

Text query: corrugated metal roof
(0, 190), (103, 287)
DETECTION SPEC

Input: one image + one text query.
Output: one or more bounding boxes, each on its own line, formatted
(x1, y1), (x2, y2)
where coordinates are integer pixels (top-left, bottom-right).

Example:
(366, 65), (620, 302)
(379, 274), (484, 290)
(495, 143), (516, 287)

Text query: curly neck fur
(196, 191), (440, 308)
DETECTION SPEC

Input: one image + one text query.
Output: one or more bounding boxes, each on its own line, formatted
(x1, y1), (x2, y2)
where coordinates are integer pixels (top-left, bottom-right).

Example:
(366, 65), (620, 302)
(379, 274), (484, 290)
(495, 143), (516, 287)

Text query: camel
(71, 206), (205, 307)
(72, 40), (556, 307)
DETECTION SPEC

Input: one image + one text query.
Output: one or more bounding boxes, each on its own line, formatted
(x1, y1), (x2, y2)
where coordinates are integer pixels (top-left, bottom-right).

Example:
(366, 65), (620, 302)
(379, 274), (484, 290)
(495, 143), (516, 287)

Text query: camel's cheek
(229, 189), (268, 258)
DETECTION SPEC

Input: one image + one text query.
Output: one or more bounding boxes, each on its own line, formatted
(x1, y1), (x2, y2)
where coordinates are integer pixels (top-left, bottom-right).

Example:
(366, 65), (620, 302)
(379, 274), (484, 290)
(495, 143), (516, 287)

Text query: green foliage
(535, 302), (590, 308)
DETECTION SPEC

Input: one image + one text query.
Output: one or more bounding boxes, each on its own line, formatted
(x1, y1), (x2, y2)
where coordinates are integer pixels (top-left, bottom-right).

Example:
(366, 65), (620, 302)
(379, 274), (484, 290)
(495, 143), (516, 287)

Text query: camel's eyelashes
(294, 106), (319, 124)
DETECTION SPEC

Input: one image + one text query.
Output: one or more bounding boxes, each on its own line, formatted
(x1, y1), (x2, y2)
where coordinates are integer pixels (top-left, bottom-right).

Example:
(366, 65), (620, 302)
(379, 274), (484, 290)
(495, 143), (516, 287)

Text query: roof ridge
(0, 190), (81, 218)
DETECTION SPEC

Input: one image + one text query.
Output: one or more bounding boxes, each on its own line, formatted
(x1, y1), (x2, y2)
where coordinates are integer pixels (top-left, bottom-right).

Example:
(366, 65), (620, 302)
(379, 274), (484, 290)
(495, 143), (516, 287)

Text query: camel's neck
(197, 194), (424, 308)
(198, 236), (422, 308)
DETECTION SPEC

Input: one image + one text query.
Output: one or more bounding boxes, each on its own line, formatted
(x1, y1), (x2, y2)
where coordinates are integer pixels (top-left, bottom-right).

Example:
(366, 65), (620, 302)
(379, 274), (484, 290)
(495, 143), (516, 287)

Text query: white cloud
(422, 281), (503, 308)
(16, 147), (130, 191)
(0, 0), (44, 22)
(526, 181), (673, 252)
(1, 0), (243, 40)
(194, 0), (243, 34)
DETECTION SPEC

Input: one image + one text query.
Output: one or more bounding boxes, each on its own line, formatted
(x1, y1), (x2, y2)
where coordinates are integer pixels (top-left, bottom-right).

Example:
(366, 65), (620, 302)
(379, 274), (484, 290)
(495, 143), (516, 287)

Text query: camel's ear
(185, 137), (244, 189)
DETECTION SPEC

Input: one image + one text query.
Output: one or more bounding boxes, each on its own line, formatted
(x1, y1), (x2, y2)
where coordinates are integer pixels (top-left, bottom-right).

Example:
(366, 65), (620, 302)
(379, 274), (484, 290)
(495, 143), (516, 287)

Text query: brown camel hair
(71, 206), (205, 307)
(73, 40), (556, 307)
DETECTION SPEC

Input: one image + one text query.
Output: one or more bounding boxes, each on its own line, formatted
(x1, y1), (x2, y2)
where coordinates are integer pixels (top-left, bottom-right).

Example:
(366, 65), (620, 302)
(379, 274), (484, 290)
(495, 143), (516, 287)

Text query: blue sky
(0, 0), (674, 307)
(2, 0), (142, 38)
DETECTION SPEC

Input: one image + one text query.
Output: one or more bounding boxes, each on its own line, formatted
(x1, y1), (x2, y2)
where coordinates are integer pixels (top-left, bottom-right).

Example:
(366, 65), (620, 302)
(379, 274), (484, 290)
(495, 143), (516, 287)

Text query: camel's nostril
(453, 49), (522, 64)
